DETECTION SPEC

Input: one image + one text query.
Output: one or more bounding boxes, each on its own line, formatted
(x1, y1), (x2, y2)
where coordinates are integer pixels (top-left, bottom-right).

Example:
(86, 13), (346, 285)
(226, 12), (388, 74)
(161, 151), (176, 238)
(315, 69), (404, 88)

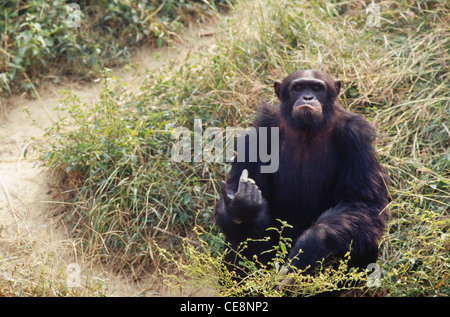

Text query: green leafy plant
(0, 0), (231, 96)
(158, 220), (371, 297)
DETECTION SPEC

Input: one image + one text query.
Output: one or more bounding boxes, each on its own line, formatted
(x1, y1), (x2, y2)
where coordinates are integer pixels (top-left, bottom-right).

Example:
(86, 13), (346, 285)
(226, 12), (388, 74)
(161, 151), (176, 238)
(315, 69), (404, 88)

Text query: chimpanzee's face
(274, 70), (341, 131)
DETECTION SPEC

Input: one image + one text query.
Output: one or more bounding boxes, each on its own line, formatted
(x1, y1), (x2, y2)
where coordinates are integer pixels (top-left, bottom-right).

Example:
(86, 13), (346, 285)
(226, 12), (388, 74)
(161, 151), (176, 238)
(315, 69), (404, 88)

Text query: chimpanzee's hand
(220, 169), (266, 224)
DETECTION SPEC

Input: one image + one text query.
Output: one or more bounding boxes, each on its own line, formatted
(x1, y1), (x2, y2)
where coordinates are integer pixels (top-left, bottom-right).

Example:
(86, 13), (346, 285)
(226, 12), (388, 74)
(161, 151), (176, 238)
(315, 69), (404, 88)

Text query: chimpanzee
(214, 70), (390, 285)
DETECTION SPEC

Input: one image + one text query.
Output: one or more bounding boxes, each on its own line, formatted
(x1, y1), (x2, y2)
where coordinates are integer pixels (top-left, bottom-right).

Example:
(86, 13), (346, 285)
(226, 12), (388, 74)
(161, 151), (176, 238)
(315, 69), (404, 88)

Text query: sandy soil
(0, 22), (217, 296)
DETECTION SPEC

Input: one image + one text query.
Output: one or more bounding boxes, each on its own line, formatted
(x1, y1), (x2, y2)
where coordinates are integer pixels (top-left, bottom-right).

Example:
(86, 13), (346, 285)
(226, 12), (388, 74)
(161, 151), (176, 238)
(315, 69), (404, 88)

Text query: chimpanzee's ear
(334, 80), (341, 94)
(274, 80), (282, 100)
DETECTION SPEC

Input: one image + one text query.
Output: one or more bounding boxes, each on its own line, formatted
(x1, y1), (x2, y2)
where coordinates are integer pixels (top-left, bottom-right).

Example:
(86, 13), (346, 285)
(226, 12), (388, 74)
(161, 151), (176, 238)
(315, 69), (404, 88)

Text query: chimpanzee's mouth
(293, 104), (316, 111)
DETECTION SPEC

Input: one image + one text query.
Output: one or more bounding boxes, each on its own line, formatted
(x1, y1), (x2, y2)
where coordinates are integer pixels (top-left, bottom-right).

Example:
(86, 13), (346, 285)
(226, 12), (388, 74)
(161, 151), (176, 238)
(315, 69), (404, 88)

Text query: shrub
(0, 0), (230, 96)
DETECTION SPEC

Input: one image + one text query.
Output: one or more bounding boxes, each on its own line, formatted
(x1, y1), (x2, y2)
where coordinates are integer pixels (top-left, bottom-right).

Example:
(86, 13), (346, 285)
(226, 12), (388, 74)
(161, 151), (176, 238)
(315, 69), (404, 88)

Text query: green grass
(0, 0), (229, 97)
(34, 0), (450, 296)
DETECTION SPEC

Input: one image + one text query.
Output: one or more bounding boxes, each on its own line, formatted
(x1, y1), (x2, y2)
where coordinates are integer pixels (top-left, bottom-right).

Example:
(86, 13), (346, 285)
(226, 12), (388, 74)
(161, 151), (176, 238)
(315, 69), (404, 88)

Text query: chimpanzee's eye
(311, 84), (322, 92)
(293, 84), (304, 92)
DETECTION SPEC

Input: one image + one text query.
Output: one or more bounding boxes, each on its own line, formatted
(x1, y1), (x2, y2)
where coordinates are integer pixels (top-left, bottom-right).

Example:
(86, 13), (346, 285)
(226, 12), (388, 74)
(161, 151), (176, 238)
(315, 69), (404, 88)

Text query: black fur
(214, 70), (390, 279)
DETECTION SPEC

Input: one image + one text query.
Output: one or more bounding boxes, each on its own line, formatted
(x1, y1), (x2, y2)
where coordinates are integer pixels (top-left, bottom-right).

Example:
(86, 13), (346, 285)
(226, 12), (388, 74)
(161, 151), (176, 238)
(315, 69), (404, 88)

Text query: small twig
(0, 47), (14, 59)
(199, 31), (215, 37)
(153, 227), (201, 247)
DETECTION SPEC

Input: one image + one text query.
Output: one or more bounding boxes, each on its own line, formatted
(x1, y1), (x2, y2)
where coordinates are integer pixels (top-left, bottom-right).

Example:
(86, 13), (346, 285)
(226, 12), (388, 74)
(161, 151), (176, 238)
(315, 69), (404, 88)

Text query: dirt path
(0, 22), (217, 296)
